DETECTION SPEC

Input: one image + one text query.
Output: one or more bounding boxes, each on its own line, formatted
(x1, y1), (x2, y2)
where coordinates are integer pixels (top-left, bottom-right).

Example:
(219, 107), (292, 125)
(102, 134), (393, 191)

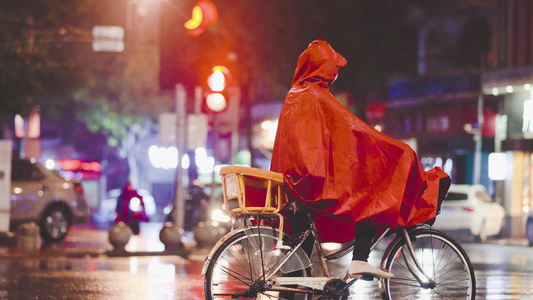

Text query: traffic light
(160, 0), (195, 90)
(205, 65), (232, 112)
(184, 0), (218, 36)
(159, 0), (218, 90)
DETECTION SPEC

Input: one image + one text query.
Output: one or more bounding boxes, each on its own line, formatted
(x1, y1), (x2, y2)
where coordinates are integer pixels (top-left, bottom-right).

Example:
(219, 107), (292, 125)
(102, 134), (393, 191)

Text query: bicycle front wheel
(381, 228), (476, 300)
(204, 226), (312, 300)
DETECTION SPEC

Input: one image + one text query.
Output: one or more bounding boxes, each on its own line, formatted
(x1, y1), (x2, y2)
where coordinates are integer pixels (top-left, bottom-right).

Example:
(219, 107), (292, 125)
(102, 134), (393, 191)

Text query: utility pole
(473, 92), (484, 185)
(173, 84), (187, 229)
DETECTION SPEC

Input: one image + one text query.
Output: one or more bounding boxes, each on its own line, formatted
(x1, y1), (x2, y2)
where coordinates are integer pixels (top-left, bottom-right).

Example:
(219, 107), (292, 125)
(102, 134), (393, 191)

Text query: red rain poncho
(270, 40), (450, 242)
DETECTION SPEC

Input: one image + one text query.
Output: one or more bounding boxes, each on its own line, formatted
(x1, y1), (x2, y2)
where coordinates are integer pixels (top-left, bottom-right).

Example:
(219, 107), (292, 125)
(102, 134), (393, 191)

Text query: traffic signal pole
(173, 83), (187, 229)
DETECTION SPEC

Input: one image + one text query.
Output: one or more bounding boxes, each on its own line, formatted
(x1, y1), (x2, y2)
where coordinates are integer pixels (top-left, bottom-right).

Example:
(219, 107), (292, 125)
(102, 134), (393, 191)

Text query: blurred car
(526, 211), (533, 246)
(432, 184), (505, 242)
(10, 158), (90, 242)
(164, 184), (233, 246)
(164, 185), (230, 230)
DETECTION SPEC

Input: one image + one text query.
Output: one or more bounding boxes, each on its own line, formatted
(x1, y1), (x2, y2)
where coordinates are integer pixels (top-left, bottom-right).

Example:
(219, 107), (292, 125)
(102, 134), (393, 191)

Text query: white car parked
(432, 184), (505, 242)
(10, 158), (90, 242)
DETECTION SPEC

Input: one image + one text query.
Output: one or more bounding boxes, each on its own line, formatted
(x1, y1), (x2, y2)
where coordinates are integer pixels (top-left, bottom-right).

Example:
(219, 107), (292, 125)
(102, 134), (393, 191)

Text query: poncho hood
(292, 40), (347, 88)
(271, 40), (450, 242)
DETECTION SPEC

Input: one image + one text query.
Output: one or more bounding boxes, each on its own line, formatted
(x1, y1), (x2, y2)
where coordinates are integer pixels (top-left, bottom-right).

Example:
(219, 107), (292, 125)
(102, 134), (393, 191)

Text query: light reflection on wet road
(0, 255), (205, 299)
(1, 223), (532, 299)
(466, 243), (533, 300)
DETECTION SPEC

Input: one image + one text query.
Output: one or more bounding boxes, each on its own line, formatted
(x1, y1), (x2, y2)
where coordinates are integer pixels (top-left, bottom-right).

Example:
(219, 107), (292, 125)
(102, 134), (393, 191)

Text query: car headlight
(163, 205), (172, 215)
(129, 197), (143, 212)
(211, 209), (231, 223)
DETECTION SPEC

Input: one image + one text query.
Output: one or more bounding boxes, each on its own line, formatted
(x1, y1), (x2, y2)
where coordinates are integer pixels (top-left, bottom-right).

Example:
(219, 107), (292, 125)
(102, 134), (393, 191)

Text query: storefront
(482, 66), (533, 237)
(385, 72), (500, 187)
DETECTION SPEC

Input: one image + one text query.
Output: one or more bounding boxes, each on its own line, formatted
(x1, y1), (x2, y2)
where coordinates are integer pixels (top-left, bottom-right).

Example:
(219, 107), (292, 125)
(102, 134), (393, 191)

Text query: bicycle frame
(397, 226), (437, 289)
(271, 221), (394, 293)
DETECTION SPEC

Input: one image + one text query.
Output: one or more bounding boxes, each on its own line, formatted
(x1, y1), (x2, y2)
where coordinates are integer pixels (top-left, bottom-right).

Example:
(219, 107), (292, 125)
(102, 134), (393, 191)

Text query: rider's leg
(289, 209), (314, 257)
(352, 225), (376, 261)
(349, 225), (394, 279)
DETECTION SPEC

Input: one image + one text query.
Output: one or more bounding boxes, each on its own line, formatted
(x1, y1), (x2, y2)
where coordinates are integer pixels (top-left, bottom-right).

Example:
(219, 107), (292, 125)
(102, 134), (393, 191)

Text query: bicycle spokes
(383, 229), (475, 299)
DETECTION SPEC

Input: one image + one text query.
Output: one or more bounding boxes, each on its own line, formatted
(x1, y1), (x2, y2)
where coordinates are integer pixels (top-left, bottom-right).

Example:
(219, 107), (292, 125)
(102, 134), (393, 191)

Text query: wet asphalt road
(0, 223), (532, 299)
(0, 255), (205, 299)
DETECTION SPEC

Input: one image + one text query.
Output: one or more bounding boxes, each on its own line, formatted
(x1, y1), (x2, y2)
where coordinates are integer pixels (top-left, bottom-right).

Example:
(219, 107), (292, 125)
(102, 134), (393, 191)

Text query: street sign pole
(173, 84), (187, 229)
(0, 140), (12, 233)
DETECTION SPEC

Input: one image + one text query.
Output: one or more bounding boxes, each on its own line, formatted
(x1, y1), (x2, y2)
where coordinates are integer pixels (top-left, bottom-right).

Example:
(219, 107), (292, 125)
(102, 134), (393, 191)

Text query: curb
(0, 247), (192, 259)
(69, 249), (191, 258)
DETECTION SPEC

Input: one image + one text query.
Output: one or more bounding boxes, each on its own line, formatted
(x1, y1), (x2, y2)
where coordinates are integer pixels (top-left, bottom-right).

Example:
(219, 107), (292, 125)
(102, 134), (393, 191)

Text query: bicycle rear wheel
(204, 226), (312, 299)
(381, 228), (476, 300)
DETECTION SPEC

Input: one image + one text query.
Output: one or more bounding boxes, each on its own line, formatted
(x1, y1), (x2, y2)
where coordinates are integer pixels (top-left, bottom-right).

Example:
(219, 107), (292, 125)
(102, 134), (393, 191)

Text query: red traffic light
(207, 68), (225, 92)
(206, 66), (232, 112)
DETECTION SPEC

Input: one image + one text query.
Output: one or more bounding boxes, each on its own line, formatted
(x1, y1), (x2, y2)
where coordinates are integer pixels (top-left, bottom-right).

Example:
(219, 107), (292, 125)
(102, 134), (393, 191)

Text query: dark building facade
(377, 0), (533, 237)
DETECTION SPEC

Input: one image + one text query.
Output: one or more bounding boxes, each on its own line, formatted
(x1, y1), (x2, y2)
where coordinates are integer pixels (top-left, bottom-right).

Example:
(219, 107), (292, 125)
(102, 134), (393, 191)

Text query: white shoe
(348, 260), (394, 279)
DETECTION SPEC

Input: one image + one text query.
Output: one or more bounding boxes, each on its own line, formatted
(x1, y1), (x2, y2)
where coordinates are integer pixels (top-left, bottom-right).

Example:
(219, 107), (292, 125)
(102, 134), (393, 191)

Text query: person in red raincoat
(270, 40), (450, 278)
(115, 181), (148, 234)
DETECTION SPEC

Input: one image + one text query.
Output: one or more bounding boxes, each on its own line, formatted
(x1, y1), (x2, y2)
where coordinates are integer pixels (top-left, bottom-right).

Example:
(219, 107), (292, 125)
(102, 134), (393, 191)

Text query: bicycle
(201, 166), (476, 299)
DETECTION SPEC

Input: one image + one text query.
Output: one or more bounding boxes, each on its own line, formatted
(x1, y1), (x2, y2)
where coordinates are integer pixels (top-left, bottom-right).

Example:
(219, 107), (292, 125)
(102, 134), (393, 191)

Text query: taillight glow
(462, 206), (475, 212)
(74, 184), (84, 195)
